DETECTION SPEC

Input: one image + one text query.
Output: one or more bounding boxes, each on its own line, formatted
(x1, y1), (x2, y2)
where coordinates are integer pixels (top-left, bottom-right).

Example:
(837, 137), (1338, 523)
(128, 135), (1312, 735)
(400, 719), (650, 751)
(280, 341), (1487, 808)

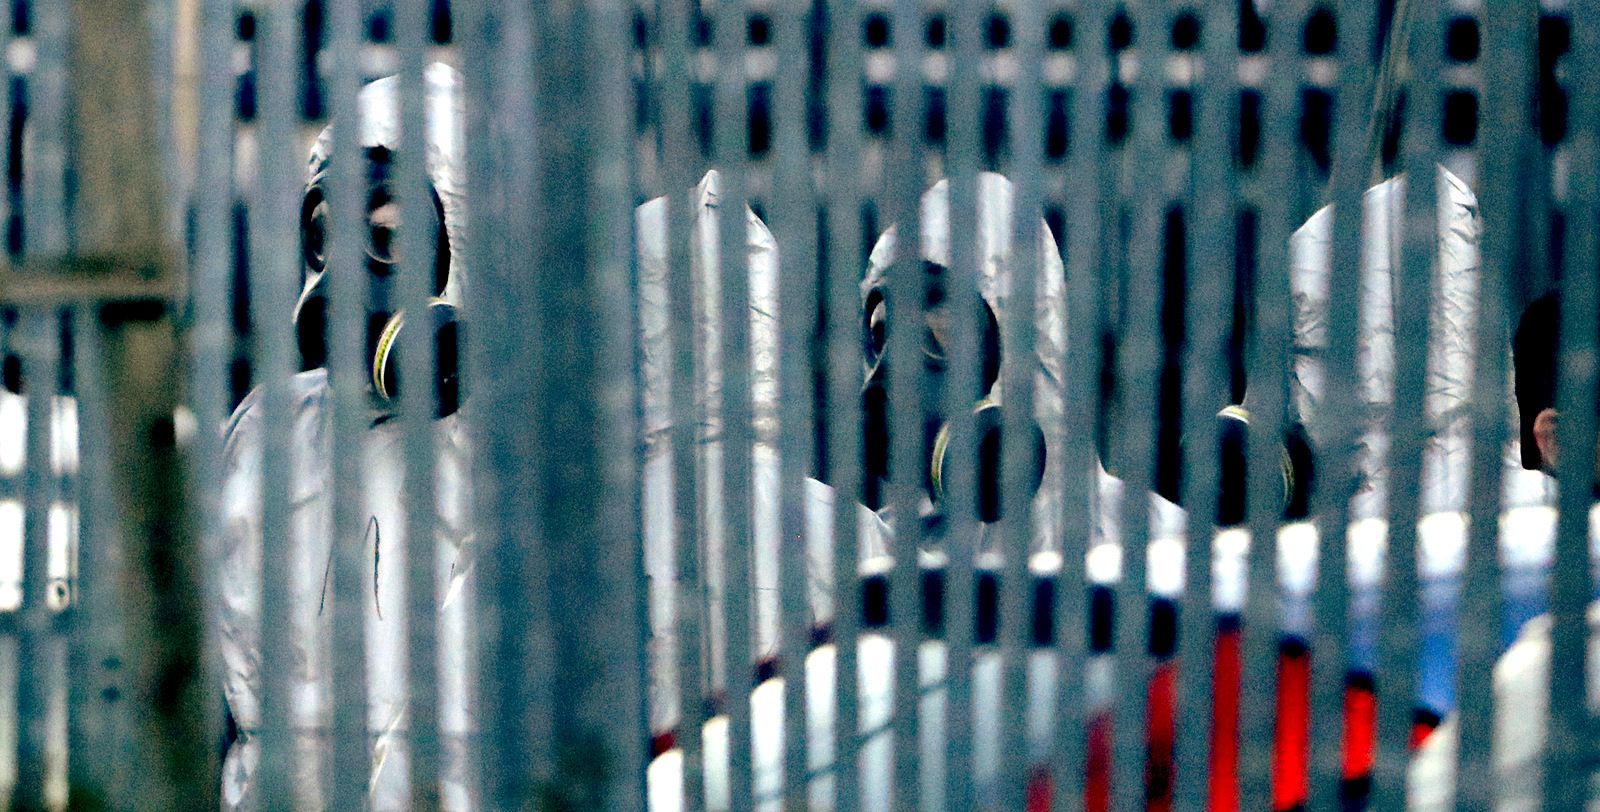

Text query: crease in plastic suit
(216, 62), (475, 812)
(636, 171), (1070, 810)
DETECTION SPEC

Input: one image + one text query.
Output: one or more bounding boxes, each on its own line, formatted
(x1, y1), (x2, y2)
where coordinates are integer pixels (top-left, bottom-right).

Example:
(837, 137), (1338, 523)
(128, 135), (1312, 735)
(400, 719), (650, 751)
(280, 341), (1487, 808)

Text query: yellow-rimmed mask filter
(372, 299), (461, 417)
(1208, 404), (1315, 526)
(859, 261), (1005, 513)
(928, 400), (1047, 524)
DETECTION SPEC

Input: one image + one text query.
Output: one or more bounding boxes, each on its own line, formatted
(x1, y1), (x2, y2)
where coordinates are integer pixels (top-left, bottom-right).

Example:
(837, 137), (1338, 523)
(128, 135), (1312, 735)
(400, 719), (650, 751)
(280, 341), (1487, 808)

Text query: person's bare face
(1531, 407), (1600, 482)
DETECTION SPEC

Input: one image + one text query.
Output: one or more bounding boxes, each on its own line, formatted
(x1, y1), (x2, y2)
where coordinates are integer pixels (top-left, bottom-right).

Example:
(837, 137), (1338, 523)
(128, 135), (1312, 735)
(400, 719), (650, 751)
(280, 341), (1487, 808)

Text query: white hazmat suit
(216, 62), (475, 812)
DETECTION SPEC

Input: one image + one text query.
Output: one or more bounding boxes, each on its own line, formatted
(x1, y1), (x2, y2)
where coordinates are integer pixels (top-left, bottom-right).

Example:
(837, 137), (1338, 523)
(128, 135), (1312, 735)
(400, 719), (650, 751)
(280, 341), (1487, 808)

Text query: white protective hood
(638, 170), (890, 737)
(217, 62), (475, 812)
(859, 172), (1070, 557)
(1080, 169), (1506, 609)
(1288, 165), (1549, 519)
(301, 62), (467, 313)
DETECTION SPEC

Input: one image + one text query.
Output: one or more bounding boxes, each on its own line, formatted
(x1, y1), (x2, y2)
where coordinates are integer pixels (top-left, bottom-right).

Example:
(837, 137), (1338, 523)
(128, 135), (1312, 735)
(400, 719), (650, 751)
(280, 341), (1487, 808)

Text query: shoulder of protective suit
(221, 370), (332, 461)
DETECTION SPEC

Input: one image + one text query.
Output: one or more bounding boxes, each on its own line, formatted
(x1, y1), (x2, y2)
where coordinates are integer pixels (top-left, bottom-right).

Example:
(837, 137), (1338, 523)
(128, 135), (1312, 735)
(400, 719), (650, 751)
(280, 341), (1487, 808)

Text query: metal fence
(0, 0), (1591, 810)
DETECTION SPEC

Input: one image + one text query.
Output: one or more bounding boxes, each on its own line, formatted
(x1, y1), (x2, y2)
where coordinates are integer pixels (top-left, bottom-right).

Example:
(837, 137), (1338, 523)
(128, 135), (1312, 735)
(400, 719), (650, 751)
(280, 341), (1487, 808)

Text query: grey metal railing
(0, 1), (1592, 811)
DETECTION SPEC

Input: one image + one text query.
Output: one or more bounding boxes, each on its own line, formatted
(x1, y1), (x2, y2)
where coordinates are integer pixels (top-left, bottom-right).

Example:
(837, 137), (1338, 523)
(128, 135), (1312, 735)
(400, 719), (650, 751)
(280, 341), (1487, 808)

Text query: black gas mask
(1106, 379), (1315, 526)
(860, 260), (1047, 525)
(294, 145), (461, 417)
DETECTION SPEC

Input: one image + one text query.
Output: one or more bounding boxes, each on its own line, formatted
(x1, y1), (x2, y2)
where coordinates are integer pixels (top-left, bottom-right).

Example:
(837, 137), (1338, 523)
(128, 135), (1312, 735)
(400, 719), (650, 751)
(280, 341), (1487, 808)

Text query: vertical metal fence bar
(462, 0), (554, 804)
(1170, 0), (1238, 806)
(155, 0), (185, 249)
(1000, 0), (1046, 807)
(596, 0), (654, 802)
(507, 4), (558, 796)
(1107, 0), (1169, 807)
(769, 0), (815, 806)
(461, 3), (494, 800)
(884, 0), (926, 806)
(457, 3), (650, 804)
(390, 0), (442, 806)
(1547, 2), (1600, 807)
(712, 0), (756, 805)
(1055, 0), (1110, 806)
(1513, 57), (1555, 312)
(1238, 0), (1303, 807)
(1454, 2), (1529, 810)
(320, 0), (372, 806)
(0, 324), (14, 804)
(655, 0), (708, 804)
(0, 0), (9, 250)
(582, 2), (653, 806)
(940, 0), (982, 807)
(15, 308), (57, 812)
(53, 316), (73, 799)
(179, 0), (238, 807)
(1370, 3), (1442, 807)
(1305, 1), (1375, 809)
(822, 3), (866, 808)
(69, 304), (125, 808)
(247, 0), (303, 806)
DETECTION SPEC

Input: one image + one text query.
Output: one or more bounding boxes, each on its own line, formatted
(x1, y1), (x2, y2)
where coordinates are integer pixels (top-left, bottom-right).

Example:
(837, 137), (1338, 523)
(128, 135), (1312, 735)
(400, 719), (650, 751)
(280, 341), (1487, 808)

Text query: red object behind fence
(1022, 624), (1439, 812)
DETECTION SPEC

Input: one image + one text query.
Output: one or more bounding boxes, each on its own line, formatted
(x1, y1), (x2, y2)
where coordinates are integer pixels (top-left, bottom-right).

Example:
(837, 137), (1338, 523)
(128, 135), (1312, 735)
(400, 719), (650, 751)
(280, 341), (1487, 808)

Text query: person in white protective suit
(1062, 165), (1561, 809)
(1284, 165), (1508, 698)
(1405, 292), (1600, 812)
(635, 172), (1067, 810)
(636, 169), (784, 740)
(1291, 163), (1568, 694)
(1284, 163), (1600, 810)
(850, 173), (1067, 804)
(1229, 165), (1552, 806)
(217, 62), (474, 811)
